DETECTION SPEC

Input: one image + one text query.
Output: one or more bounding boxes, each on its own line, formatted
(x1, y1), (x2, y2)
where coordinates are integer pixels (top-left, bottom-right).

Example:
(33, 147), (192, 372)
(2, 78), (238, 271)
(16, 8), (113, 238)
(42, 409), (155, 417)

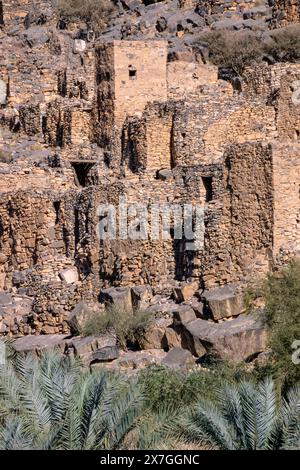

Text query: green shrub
(263, 261), (300, 388)
(54, 0), (115, 32)
(138, 361), (252, 412)
(195, 26), (300, 76)
(81, 306), (152, 349)
(266, 25), (300, 63)
(195, 30), (263, 75)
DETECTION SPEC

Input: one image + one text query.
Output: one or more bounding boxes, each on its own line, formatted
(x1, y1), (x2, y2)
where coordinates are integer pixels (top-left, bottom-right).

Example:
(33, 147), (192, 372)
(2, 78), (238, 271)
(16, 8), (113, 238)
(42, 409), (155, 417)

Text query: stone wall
(271, 0), (300, 27)
(272, 142), (300, 259)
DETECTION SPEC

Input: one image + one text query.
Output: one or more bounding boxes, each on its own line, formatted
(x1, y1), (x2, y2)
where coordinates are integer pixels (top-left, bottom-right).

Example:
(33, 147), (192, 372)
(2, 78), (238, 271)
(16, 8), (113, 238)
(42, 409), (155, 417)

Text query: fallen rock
(165, 326), (182, 349)
(67, 301), (104, 334)
(24, 26), (50, 47)
(100, 287), (132, 312)
(12, 334), (69, 355)
(73, 39), (86, 54)
(138, 317), (171, 350)
(131, 284), (153, 310)
(156, 169), (174, 181)
(59, 267), (79, 284)
(91, 345), (119, 363)
(173, 304), (197, 326)
(162, 347), (195, 369)
(70, 333), (116, 357)
(183, 314), (267, 362)
(112, 349), (166, 370)
(173, 281), (199, 302)
(202, 285), (244, 320)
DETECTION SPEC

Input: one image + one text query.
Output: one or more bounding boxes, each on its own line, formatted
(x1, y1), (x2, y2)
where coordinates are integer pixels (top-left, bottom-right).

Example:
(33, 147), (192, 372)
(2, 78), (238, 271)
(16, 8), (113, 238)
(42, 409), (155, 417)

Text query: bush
(0, 148), (12, 163)
(263, 261), (300, 388)
(195, 30), (263, 75)
(266, 25), (300, 63)
(80, 306), (152, 349)
(54, 0), (115, 32)
(138, 360), (252, 412)
(195, 26), (300, 76)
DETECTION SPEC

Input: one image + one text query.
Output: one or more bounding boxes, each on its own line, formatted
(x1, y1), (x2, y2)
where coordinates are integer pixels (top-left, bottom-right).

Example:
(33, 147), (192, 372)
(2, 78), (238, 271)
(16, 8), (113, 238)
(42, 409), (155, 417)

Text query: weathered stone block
(183, 314), (267, 362)
(12, 334), (69, 355)
(59, 267), (79, 284)
(173, 304), (197, 326)
(73, 39), (86, 54)
(131, 284), (153, 310)
(202, 285), (244, 320)
(100, 287), (132, 312)
(162, 347), (195, 369)
(173, 281), (199, 302)
(138, 317), (171, 350)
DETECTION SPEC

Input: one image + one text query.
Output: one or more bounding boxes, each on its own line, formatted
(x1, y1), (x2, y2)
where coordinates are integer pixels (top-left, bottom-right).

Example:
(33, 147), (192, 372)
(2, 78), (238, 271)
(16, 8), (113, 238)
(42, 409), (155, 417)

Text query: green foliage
(180, 378), (300, 450)
(265, 25), (300, 63)
(195, 30), (263, 75)
(195, 25), (300, 75)
(54, 0), (115, 31)
(263, 261), (300, 388)
(80, 306), (152, 349)
(0, 351), (143, 450)
(138, 361), (252, 412)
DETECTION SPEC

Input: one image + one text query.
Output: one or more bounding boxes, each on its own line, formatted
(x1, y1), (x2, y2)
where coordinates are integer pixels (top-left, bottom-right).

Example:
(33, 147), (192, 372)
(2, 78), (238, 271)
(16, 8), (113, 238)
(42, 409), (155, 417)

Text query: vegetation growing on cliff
(196, 25), (300, 75)
(54, 0), (115, 31)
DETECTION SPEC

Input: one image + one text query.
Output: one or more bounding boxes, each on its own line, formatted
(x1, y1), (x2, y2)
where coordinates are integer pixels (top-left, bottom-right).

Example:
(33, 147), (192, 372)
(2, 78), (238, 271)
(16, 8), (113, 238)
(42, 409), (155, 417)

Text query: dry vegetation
(195, 25), (300, 75)
(54, 0), (115, 31)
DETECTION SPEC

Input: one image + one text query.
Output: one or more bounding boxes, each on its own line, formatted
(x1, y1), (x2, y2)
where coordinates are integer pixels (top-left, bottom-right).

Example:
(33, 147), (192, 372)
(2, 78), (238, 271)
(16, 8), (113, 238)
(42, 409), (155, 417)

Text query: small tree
(55, 0), (115, 32)
(266, 25), (300, 63)
(195, 31), (264, 76)
(263, 261), (300, 388)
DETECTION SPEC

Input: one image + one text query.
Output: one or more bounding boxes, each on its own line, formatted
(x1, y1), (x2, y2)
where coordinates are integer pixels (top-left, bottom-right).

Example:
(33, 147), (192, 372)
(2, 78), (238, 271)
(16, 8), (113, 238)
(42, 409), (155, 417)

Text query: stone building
(1, 0), (300, 336)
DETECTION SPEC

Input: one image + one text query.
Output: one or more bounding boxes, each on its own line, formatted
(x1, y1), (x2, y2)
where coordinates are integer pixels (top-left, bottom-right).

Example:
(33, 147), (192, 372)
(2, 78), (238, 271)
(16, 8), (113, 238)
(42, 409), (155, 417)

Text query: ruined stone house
(1, 0), (300, 336)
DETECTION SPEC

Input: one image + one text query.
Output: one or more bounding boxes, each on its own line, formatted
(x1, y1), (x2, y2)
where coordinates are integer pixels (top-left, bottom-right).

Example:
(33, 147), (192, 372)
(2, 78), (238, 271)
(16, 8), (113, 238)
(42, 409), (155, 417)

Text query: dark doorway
(0, 2), (4, 26)
(202, 176), (213, 202)
(71, 162), (95, 187)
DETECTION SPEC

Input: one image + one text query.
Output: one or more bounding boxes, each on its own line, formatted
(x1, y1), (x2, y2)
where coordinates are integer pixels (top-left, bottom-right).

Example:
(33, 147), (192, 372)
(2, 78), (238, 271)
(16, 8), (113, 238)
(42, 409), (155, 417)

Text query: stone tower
(95, 40), (168, 157)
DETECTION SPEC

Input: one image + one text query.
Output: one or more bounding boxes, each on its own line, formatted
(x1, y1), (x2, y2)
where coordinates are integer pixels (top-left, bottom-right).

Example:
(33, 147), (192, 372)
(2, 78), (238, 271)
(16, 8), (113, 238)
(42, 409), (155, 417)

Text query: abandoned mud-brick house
(1, 0), (300, 336)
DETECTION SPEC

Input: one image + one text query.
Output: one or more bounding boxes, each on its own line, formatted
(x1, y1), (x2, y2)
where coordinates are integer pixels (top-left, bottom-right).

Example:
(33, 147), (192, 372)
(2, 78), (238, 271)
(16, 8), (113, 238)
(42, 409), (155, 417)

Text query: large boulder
(67, 301), (104, 334)
(12, 334), (69, 355)
(173, 281), (199, 302)
(69, 333), (117, 365)
(173, 304), (197, 326)
(183, 314), (267, 362)
(24, 26), (50, 48)
(138, 317), (171, 350)
(162, 347), (195, 370)
(131, 285), (153, 310)
(100, 287), (132, 312)
(59, 267), (79, 284)
(73, 39), (86, 54)
(202, 285), (244, 320)
(116, 350), (164, 369)
(91, 346), (119, 363)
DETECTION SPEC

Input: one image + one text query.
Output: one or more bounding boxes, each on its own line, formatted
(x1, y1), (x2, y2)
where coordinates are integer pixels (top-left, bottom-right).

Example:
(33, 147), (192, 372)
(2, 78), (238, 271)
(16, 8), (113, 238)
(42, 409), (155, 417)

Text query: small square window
(128, 66), (137, 80)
